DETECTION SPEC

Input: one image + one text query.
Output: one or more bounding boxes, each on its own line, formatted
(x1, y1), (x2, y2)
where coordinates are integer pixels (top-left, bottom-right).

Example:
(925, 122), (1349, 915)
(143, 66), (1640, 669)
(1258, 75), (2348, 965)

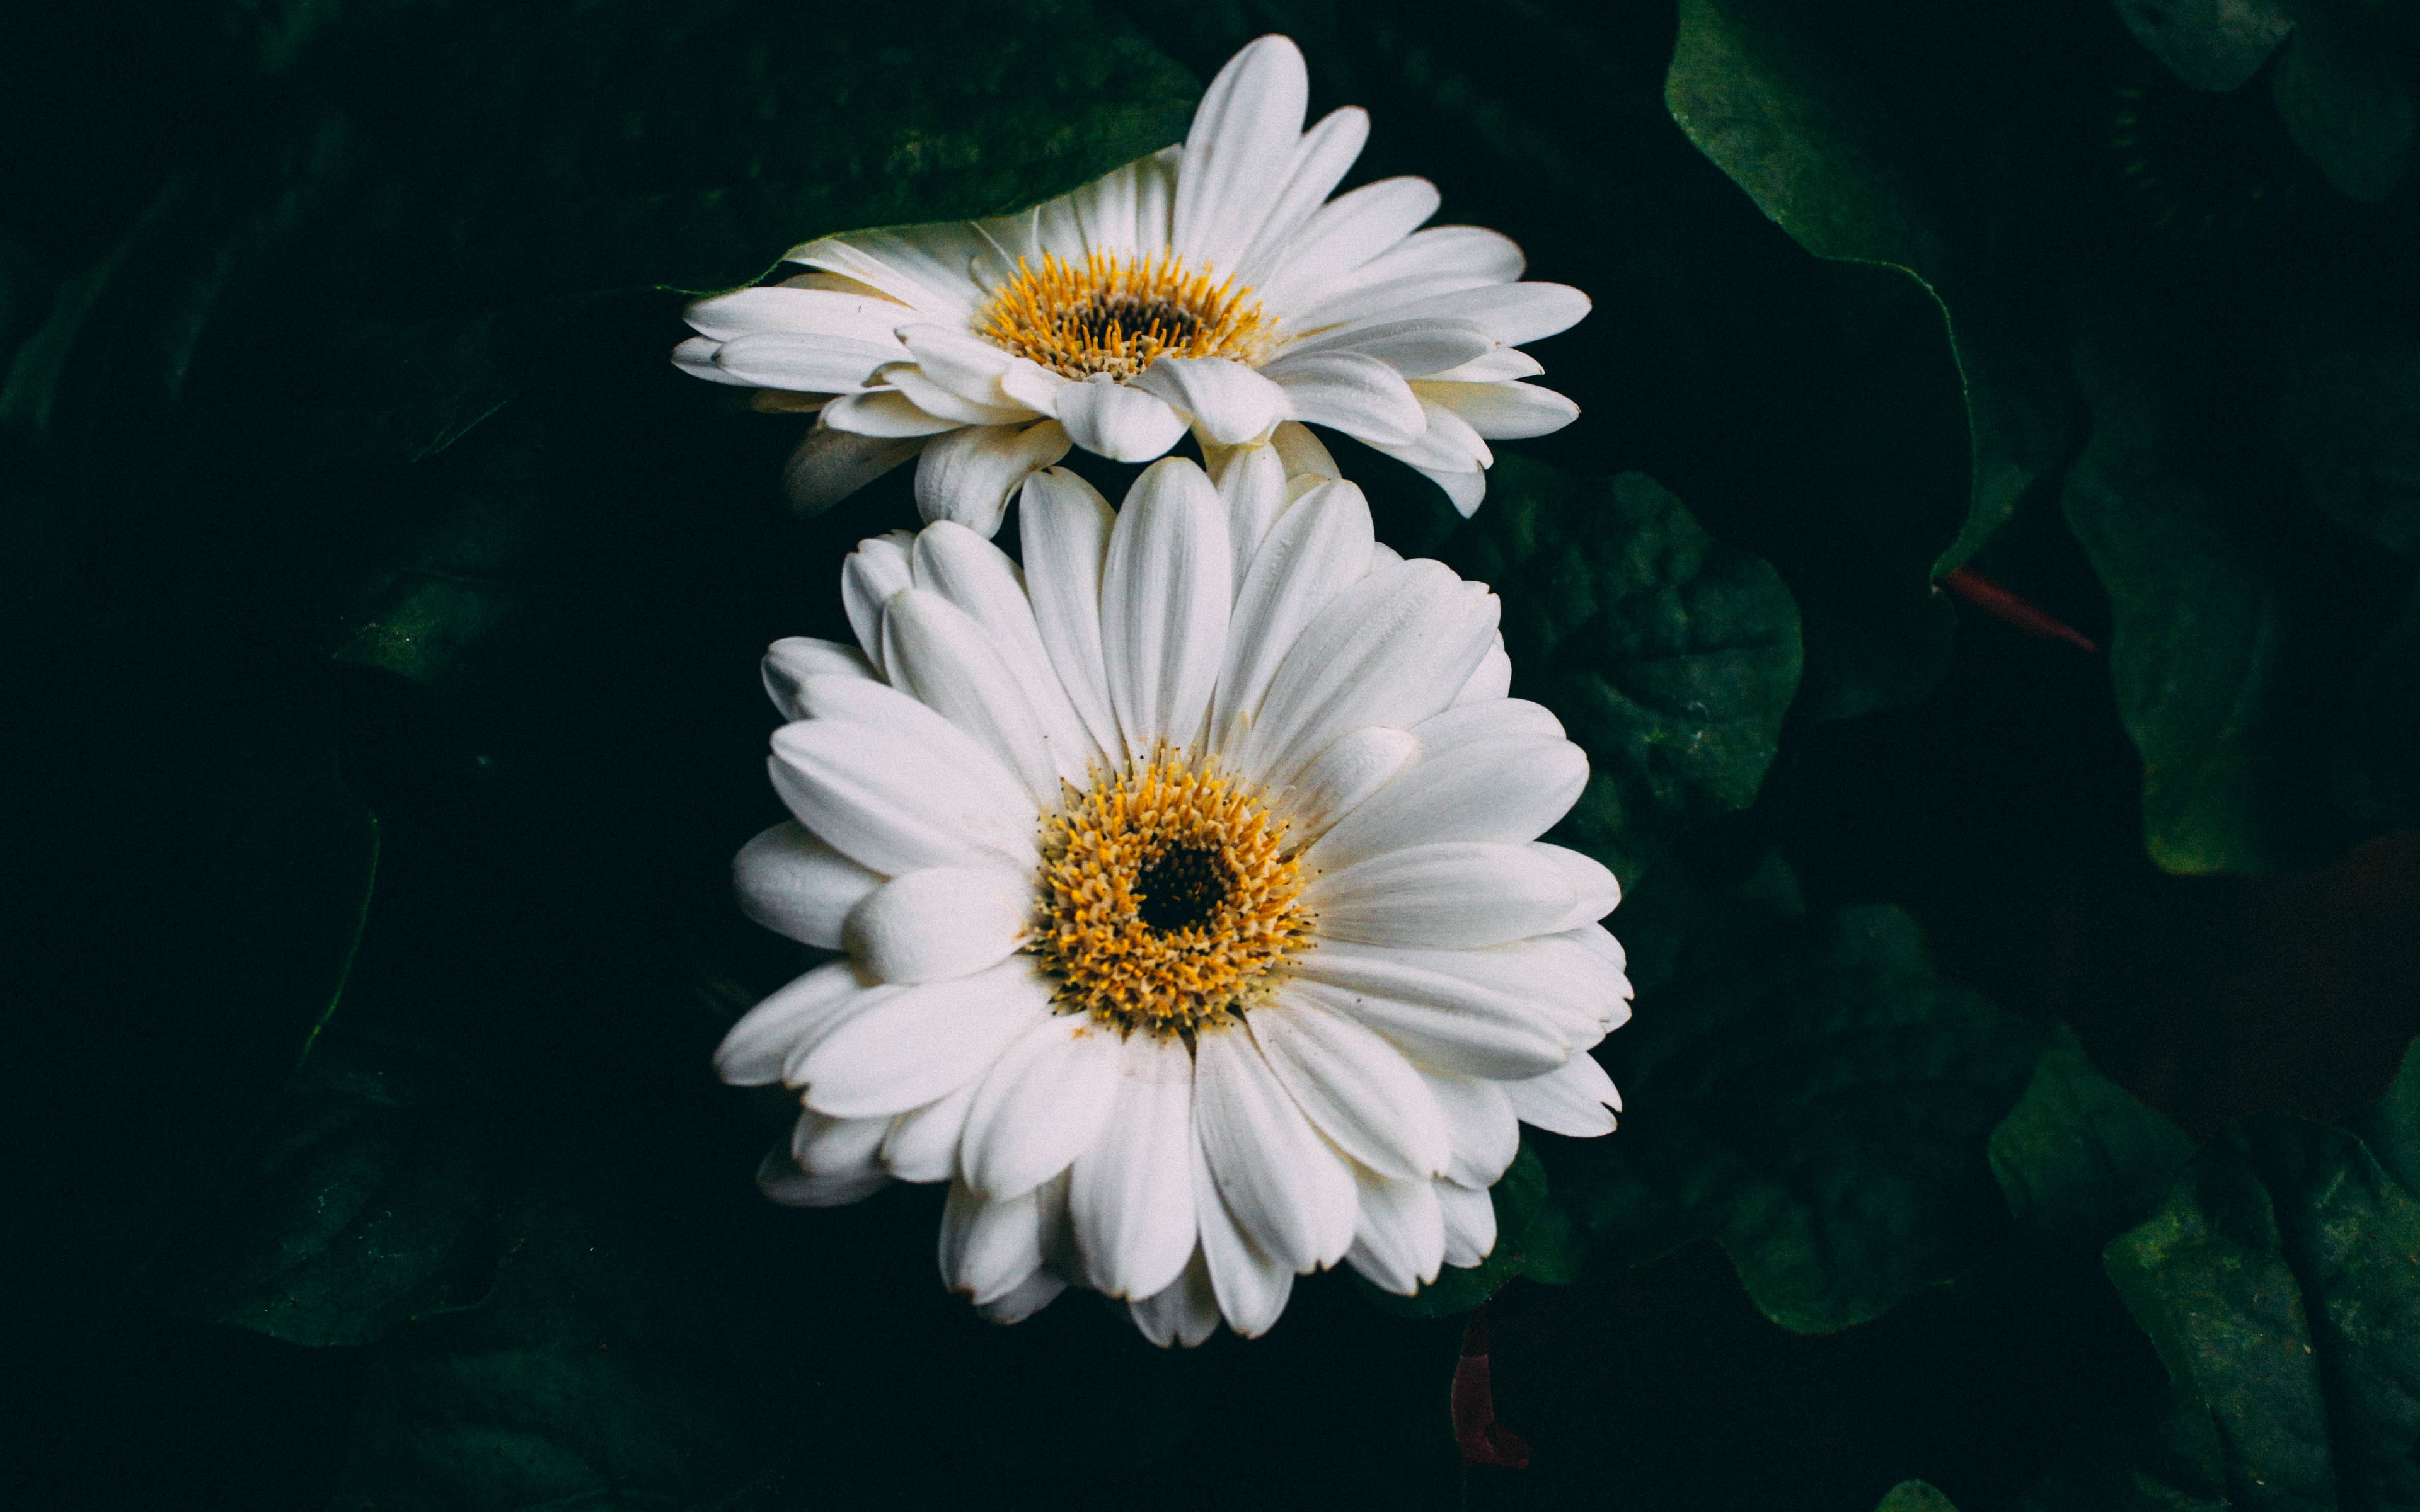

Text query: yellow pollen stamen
(1031, 754), (1311, 1037)
(977, 251), (1275, 380)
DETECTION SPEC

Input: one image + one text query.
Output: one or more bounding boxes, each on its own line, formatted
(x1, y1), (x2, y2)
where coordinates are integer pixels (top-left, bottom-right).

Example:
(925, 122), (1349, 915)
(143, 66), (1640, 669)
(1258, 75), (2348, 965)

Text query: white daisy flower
(717, 450), (1631, 1345)
(675, 35), (1589, 535)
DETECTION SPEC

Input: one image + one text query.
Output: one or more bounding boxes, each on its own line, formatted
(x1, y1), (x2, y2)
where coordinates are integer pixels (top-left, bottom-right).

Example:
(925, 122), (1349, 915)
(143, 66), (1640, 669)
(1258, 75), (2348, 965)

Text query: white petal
(1286, 944), (1577, 1079)
(1307, 840), (1577, 949)
(1069, 1030), (1197, 1300)
(794, 956), (1051, 1118)
(1191, 1123), (1297, 1337)
(1369, 395), (1492, 474)
(912, 420), (1071, 537)
(881, 587), (1060, 807)
(1420, 1071), (1523, 1189)
(975, 1268), (1068, 1324)
(1193, 1026), (1358, 1271)
(769, 711), (1035, 875)
(1410, 697), (1565, 755)
(763, 637), (875, 721)
(1065, 145), (1180, 257)
(1236, 560), (1499, 792)
(1129, 1247), (1222, 1348)
(1172, 35), (1310, 275)
(1414, 379), (1579, 440)
(1266, 725), (1419, 844)
(1277, 317), (1497, 379)
(843, 864), (1028, 984)
(1453, 636), (1514, 706)
(1438, 1180), (1499, 1269)
(791, 225), (993, 321)
(822, 388), (965, 438)
(841, 532), (915, 670)
(1016, 468), (1123, 758)
(758, 1145), (890, 1208)
(940, 1180), (1051, 1305)
(960, 1010), (1124, 1200)
(1250, 999), (1451, 1181)
(911, 519), (1100, 782)
(1426, 348), (1545, 383)
(1345, 1168), (1445, 1296)
(1352, 282), (1591, 348)
(1056, 379), (1189, 462)
(1355, 225), (1526, 289)
(1303, 738), (1587, 871)
(1559, 922), (1637, 1029)
(1262, 351), (1426, 447)
(1099, 457), (1231, 757)
(998, 359), (1071, 416)
(1210, 478), (1376, 753)
(882, 1077), (979, 1183)
(896, 324), (1028, 408)
(686, 285), (910, 344)
(734, 821), (882, 950)
(1257, 176), (1441, 314)
(1130, 356), (1287, 445)
(1506, 1051), (1621, 1137)
(783, 427), (925, 518)
(713, 959), (893, 1087)
(1269, 419), (1341, 482)
(1211, 437), (1289, 589)
(876, 364), (1032, 428)
(1236, 105), (1371, 280)
(703, 331), (901, 392)
(1533, 842), (1623, 931)
(791, 1108), (893, 1176)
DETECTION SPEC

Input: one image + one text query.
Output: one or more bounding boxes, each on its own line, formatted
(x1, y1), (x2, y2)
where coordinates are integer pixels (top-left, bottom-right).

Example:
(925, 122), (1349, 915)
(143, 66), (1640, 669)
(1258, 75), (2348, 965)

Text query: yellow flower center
(977, 251), (1275, 381)
(1032, 755), (1311, 1036)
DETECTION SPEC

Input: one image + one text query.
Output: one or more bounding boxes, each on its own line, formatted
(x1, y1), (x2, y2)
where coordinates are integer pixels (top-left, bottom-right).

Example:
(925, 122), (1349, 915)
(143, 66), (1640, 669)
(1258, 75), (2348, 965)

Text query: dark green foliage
(1570, 903), (2049, 1332)
(160, 1031), (494, 1348)
(1989, 1034), (2197, 1251)
(1419, 462), (1804, 887)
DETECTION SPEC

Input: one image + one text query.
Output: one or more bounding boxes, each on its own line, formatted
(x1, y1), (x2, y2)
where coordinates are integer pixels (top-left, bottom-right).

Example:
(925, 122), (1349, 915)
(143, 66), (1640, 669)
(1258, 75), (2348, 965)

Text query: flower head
(719, 449), (1630, 1344)
(676, 36), (1588, 534)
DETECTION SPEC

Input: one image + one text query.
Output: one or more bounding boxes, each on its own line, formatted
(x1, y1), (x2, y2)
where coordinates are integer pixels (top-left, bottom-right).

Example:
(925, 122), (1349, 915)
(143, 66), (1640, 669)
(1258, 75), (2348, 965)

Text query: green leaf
(1989, 1033), (2197, 1251)
(2342, 1038), (2420, 1200)
(2095, 1113), (2420, 1509)
(2060, 318), (2392, 874)
(1877, 1481), (1962, 1512)
(1567, 904), (2048, 1332)
(1662, 0), (2075, 586)
(334, 1176), (753, 1511)
(1417, 460), (1803, 887)
(158, 1029), (495, 1348)
(1363, 1143), (1586, 1318)
(2271, 3), (2416, 205)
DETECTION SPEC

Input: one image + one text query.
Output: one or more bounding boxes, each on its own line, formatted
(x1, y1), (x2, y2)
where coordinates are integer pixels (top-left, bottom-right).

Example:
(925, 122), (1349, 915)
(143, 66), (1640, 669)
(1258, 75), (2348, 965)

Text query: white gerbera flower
(676, 35), (1588, 535)
(717, 449), (1630, 1345)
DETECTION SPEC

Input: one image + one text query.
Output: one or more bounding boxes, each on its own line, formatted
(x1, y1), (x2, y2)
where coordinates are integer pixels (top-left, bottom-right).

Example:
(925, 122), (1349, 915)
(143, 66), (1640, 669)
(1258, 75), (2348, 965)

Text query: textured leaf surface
(1567, 904), (2047, 1332)
(1989, 1033), (2197, 1251)
(2015, 1041), (2420, 1510)
(1419, 460), (1804, 885)
(160, 1032), (493, 1348)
